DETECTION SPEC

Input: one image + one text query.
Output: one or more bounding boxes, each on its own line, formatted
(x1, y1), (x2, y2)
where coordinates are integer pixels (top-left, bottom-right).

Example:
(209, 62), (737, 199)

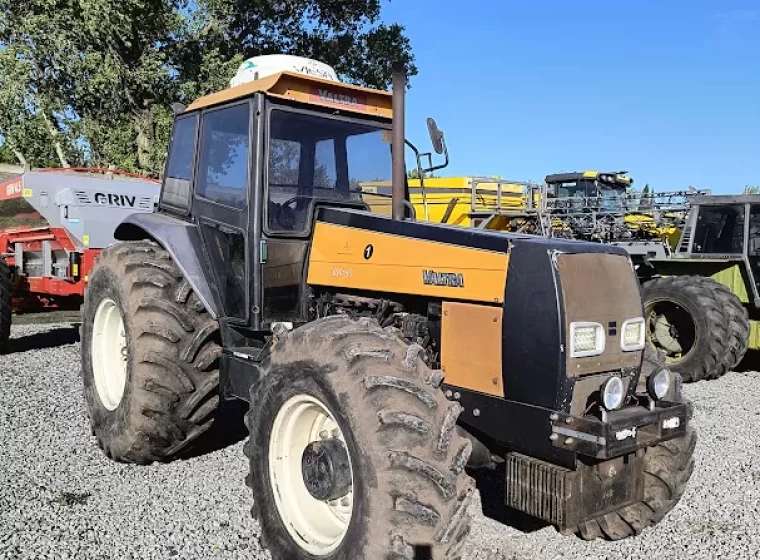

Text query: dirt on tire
(0, 257), (11, 354)
(642, 275), (745, 382)
(244, 315), (476, 560)
(81, 240), (222, 463)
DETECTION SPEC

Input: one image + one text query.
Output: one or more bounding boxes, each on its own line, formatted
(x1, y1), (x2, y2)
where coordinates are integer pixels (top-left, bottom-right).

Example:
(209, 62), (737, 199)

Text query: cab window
(693, 205), (745, 254)
(161, 115), (198, 212)
(266, 109), (391, 233)
(196, 103), (250, 209)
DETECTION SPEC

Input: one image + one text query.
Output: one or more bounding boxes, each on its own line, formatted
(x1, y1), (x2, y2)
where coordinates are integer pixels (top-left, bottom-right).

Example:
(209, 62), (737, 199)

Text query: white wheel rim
(91, 298), (128, 411)
(268, 394), (354, 556)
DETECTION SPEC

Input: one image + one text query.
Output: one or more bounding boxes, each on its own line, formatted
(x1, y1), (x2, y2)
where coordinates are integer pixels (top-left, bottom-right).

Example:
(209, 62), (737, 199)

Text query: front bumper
(504, 401), (691, 529)
(549, 401), (691, 459)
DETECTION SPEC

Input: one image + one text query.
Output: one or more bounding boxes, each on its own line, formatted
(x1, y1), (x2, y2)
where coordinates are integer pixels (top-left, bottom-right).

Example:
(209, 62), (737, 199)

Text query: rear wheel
(0, 258), (10, 354)
(81, 240), (221, 463)
(245, 316), (476, 560)
(641, 275), (744, 382)
(713, 284), (750, 372)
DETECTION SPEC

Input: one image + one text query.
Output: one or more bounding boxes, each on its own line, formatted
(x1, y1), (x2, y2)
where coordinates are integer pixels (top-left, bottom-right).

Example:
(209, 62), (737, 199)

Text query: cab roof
(545, 171), (633, 185)
(186, 71), (393, 119)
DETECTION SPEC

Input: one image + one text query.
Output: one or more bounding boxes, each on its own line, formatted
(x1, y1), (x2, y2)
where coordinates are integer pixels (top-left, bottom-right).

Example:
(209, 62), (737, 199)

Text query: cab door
(192, 100), (252, 324)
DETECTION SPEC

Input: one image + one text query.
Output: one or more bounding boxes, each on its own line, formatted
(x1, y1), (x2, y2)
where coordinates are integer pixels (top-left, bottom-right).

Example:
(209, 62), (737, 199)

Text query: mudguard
(114, 213), (220, 319)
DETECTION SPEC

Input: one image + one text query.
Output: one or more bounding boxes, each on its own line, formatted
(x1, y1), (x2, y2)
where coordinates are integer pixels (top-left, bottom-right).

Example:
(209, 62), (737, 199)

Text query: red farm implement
(0, 168), (160, 352)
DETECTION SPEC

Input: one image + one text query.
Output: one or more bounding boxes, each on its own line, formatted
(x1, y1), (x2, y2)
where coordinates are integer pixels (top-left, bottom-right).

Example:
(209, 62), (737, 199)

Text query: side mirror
(427, 118), (445, 155)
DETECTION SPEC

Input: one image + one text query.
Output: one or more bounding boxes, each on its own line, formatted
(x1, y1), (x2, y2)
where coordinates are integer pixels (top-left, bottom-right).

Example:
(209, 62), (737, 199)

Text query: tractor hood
(308, 207), (645, 415)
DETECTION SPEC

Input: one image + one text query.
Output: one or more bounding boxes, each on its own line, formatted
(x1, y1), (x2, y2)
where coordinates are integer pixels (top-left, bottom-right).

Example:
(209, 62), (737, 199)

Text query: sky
(381, 1), (760, 194)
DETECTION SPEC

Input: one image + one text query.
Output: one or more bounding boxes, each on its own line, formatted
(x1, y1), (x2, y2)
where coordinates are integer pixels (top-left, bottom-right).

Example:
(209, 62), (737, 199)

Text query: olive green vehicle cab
(641, 195), (760, 382)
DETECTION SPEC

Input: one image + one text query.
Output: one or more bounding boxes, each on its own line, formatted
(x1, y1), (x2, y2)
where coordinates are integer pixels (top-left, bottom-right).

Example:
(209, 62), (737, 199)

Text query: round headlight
(600, 376), (625, 411)
(647, 367), (671, 400)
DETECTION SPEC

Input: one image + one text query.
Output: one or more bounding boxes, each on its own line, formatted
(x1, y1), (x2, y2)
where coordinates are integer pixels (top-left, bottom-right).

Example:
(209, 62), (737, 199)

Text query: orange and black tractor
(77, 56), (695, 559)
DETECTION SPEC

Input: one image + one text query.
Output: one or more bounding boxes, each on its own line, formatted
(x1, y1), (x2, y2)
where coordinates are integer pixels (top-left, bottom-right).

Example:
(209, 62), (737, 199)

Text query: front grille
(505, 453), (569, 526)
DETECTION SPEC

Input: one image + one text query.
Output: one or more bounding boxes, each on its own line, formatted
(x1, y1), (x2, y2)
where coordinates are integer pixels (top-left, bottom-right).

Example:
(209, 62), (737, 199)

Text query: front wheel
(570, 427), (696, 541)
(245, 316), (476, 560)
(81, 240), (222, 463)
(570, 349), (696, 540)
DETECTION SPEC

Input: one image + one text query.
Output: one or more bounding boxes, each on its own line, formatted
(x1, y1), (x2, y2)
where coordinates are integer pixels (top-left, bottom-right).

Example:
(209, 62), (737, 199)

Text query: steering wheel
(274, 195), (312, 230)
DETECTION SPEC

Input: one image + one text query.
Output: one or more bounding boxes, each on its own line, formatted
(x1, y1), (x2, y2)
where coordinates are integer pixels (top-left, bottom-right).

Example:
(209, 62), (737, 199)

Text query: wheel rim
(91, 298), (128, 411)
(645, 299), (697, 363)
(268, 394), (354, 556)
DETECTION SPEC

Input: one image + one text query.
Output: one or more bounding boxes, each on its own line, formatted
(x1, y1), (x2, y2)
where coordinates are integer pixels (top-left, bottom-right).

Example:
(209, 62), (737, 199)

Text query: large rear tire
(245, 316), (476, 560)
(81, 240), (221, 463)
(0, 258), (10, 354)
(713, 284), (750, 372)
(641, 275), (747, 382)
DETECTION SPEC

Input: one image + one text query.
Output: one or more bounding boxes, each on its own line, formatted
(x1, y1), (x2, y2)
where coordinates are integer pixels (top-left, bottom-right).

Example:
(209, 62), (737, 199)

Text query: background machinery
(0, 169), (160, 352)
(641, 195), (760, 382)
(388, 169), (753, 383)
(78, 55), (695, 559)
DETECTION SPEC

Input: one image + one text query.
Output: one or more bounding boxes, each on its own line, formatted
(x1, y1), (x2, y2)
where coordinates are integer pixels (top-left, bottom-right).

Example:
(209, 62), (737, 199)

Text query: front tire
(245, 316), (476, 560)
(569, 347), (696, 540)
(0, 258), (11, 354)
(81, 240), (221, 463)
(572, 427), (697, 541)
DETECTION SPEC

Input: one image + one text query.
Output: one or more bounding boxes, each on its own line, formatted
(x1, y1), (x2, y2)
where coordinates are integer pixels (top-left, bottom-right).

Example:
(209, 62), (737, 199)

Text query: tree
(744, 185), (760, 194)
(0, 0), (415, 175)
(187, 0), (417, 91)
(0, 44), (78, 168)
(639, 183), (652, 210)
(407, 168), (440, 180)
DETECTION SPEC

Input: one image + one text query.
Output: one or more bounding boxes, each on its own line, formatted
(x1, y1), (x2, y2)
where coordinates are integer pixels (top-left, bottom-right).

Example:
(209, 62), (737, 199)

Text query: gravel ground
(1, 322), (759, 560)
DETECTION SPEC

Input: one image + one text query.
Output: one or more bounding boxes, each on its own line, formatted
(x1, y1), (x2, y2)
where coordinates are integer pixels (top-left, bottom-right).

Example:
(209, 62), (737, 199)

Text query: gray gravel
(1, 322), (759, 560)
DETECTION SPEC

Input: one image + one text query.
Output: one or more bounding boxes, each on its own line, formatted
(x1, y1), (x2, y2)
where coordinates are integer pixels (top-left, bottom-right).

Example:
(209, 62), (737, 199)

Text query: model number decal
(662, 417), (680, 430)
(332, 268), (353, 278)
(422, 270), (465, 288)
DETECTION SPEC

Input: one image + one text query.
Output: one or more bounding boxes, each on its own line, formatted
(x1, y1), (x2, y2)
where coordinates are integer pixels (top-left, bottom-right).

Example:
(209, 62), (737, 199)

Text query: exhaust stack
(391, 63), (406, 221)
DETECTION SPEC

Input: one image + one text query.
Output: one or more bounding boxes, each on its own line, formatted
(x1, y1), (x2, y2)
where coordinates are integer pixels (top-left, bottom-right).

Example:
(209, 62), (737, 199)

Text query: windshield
(599, 185), (627, 210)
(554, 180), (595, 199)
(267, 109), (392, 232)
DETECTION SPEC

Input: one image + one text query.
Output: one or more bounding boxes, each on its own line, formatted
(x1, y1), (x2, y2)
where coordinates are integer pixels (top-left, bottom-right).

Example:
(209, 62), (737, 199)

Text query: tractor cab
(545, 171), (632, 212)
(658, 194), (760, 307)
(147, 55), (446, 329)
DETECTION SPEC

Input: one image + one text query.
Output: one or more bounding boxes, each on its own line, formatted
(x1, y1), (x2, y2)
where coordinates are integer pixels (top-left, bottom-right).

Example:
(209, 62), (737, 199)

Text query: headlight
(620, 317), (645, 351)
(647, 367), (671, 400)
(569, 321), (605, 357)
(601, 376), (625, 410)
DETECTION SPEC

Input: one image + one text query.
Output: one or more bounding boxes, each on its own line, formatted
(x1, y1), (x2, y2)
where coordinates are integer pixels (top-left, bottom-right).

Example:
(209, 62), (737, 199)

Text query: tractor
(79, 55), (696, 559)
(0, 168), (159, 353)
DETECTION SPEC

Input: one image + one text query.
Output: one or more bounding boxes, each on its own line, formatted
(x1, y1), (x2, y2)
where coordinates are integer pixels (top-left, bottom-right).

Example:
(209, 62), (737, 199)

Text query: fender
(114, 213), (220, 319)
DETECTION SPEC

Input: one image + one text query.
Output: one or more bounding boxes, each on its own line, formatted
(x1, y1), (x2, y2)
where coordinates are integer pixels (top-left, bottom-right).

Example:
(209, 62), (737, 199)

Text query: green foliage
(744, 185), (760, 194)
(407, 168), (440, 180)
(0, 0), (415, 174)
